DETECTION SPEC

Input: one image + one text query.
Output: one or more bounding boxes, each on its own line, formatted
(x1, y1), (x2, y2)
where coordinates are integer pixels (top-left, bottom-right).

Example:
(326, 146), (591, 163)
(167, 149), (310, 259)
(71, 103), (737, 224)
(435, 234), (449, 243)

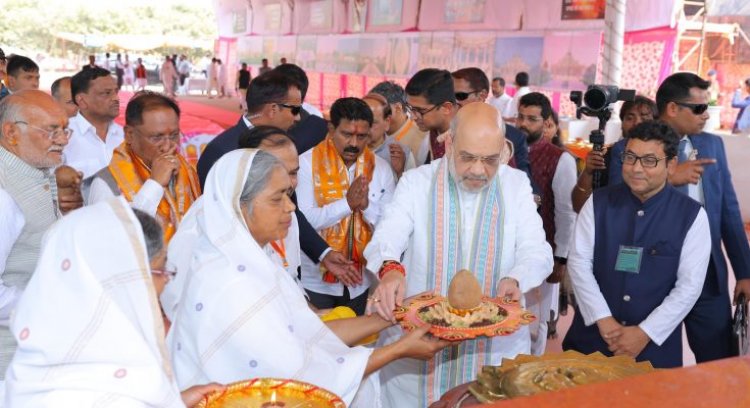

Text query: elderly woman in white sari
(167, 149), (449, 406)
(4, 197), (222, 407)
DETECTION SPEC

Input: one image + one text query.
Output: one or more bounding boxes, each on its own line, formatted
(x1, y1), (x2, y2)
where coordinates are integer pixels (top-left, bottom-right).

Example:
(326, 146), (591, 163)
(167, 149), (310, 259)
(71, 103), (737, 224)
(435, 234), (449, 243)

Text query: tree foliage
(0, 0), (217, 56)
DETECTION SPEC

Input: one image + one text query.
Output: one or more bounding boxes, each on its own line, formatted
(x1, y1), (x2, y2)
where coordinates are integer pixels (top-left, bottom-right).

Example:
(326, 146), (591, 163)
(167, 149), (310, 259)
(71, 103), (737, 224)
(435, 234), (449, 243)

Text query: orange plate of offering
(195, 378), (346, 408)
(393, 293), (535, 341)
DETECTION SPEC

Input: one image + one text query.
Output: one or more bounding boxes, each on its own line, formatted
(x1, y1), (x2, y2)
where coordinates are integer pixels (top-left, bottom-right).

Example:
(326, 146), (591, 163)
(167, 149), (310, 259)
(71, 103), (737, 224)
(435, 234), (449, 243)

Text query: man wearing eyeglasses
(297, 97), (395, 315)
(364, 102), (551, 407)
(0, 90), (70, 383)
(451, 67), (533, 185)
(87, 92), (200, 244)
(564, 121), (711, 368)
(517, 92), (577, 355)
(64, 67), (124, 181)
(404, 68), (457, 165)
(607, 73), (750, 364)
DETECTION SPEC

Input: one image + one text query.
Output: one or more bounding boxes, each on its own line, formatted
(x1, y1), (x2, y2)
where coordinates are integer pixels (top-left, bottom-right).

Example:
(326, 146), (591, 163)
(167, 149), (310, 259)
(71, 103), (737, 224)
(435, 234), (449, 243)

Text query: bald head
(51, 77), (78, 118)
(0, 90), (69, 168)
(451, 102), (505, 147)
(447, 102), (506, 192)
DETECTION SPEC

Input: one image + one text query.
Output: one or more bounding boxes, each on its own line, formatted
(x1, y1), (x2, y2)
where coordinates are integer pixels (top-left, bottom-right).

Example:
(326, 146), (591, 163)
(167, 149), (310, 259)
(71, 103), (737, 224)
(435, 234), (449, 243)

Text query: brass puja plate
(469, 351), (655, 403)
(393, 293), (535, 341)
(195, 378), (346, 408)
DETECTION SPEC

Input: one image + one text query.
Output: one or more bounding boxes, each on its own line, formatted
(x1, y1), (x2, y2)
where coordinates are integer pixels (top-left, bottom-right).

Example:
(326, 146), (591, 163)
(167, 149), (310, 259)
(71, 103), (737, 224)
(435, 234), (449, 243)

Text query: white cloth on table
(296, 149), (395, 298)
(64, 112), (124, 179)
(568, 196), (711, 345)
(363, 160), (552, 408)
(5, 196), (183, 407)
(166, 149), (374, 406)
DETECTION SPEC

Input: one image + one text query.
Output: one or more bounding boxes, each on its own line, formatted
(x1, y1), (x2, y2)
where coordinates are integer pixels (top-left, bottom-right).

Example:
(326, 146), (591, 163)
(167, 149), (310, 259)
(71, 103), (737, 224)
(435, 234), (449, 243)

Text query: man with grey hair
(369, 80), (429, 164)
(364, 102), (551, 407)
(50, 76), (78, 118)
(0, 90), (71, 385)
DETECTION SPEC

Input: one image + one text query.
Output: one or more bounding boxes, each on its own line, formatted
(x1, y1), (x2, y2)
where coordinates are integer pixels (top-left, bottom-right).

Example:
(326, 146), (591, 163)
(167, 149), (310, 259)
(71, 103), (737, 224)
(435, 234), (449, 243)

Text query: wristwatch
(554, 256), (567, 265)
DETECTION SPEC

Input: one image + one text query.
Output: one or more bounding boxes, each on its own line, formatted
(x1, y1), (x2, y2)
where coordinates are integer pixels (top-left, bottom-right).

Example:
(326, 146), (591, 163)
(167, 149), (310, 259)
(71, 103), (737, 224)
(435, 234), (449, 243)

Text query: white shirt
(177, 59), (191, 76)
(0, 188), (24, 325)
(503, 86), (531, 119)
(680, 136), (705, 205)
(64, 113), (125, 179)
(487, 93), (512, 116)
(87, 177), (164, 217)
(551, 152), (578, 257)
(296, 150), (395, 298)
(568, 196), (711, 345)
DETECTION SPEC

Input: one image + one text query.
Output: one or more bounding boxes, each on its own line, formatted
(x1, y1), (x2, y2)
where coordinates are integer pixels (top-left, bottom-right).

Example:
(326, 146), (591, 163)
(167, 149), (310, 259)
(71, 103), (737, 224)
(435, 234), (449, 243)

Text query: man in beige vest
(0, 90), (70, 384)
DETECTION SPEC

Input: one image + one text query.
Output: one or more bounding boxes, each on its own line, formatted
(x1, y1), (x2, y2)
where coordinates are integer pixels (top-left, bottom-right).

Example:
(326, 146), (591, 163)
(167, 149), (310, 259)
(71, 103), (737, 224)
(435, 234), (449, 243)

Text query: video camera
(569, 85), (636, 188)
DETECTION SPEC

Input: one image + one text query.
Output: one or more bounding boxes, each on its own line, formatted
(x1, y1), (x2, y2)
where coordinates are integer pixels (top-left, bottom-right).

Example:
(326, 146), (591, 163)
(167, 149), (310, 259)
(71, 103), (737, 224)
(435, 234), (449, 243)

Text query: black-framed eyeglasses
(455, 90), (480, 101)
(151, 268), (177, 280)
(407, 103), (441, 117)
(277, 103), (302, 116)
(621, 152), (669, 168)
(674, 101), (708, 115)
(14, 121), (72, 140)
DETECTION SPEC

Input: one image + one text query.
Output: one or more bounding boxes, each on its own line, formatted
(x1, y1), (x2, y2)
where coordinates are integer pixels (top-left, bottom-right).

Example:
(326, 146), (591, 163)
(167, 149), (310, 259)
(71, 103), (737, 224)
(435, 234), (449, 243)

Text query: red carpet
(114, 92), (238, 166)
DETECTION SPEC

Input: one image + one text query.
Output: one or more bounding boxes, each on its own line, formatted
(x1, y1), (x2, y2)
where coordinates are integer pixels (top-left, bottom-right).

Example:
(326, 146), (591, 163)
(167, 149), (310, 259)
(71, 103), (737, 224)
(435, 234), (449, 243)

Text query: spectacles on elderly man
(14, 121), (72, 141)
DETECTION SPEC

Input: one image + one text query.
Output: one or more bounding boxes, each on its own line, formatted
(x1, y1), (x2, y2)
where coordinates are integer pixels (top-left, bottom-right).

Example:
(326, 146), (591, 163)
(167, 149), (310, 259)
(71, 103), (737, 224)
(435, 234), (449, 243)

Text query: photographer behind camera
(571, 95), (656, 212)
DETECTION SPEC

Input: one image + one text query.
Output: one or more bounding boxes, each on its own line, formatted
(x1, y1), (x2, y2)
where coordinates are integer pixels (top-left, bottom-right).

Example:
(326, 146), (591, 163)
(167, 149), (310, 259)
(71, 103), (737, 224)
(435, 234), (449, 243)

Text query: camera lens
(584, 88), (608, 111)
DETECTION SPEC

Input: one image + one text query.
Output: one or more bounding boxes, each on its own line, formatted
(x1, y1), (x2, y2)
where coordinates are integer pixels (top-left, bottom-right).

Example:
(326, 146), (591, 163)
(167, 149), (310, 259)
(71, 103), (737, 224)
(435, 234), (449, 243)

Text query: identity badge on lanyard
(615, 245), (643, 274)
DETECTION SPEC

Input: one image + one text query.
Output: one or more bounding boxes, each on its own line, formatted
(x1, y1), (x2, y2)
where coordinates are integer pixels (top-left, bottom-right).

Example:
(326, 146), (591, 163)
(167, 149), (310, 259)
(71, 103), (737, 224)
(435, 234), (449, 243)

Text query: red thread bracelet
(378, 262), (405, 280)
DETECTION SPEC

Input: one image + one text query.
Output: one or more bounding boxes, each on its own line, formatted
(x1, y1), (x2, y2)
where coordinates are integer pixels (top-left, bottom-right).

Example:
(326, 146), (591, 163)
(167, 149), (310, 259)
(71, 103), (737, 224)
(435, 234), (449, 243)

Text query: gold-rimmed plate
(393, 293), (535, 341)
(195, 378), (346, 408)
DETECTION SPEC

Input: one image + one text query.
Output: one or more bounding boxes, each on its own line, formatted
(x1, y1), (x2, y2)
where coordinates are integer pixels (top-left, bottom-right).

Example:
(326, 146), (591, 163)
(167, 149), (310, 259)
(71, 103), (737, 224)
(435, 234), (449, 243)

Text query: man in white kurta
(364, 103), (552, 407)
(296, 98), (396, 315)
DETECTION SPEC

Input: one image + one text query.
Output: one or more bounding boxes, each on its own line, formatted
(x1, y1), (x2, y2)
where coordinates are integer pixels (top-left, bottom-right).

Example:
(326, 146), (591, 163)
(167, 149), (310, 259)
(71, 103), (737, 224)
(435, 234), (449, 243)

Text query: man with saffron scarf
(364, 103), (552, 407)
(297, 97), (396, 315)
(88, 92), (200, 243)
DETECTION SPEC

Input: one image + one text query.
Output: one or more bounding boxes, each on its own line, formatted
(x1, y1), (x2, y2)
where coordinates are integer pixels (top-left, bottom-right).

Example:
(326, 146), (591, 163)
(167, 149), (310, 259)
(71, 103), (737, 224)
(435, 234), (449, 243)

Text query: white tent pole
(602, 0), (626, 86)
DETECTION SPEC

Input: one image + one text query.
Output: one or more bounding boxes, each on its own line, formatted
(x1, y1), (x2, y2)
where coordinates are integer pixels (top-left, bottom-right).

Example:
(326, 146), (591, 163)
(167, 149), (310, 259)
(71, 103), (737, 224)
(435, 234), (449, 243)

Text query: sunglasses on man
(674, 101), (708, 115)
(455, 90), (480, 101)
(277, 103), (302, 116)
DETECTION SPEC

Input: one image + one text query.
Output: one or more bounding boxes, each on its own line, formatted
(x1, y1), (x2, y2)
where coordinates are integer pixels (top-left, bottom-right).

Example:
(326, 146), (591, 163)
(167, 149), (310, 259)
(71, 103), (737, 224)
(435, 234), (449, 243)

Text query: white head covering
(161, 162), (302, 322)
(5, 196), (184, 407)
(167, 149), (371, 405)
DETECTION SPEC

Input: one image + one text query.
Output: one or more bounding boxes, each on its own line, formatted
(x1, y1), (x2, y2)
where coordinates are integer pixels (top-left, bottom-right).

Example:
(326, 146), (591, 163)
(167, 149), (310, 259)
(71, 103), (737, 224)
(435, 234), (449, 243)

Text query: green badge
(614, 246), (643, 274)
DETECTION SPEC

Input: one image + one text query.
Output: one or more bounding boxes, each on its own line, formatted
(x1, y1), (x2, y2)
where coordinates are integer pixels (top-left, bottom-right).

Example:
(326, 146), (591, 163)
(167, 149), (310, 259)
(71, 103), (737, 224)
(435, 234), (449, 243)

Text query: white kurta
(0, 188), (24, 326)
(296, 150), (396, 298)
(5, 197), (184, 407)
(364, 159), (552, 408)
(569, 196), (710, 345)
(166, 149), (373, 406)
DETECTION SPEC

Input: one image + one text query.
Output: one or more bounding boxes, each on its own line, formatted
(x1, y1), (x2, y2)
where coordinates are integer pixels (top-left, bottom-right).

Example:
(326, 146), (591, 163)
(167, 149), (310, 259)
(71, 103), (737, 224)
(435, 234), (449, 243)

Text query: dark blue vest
(563, 183), (702, 368)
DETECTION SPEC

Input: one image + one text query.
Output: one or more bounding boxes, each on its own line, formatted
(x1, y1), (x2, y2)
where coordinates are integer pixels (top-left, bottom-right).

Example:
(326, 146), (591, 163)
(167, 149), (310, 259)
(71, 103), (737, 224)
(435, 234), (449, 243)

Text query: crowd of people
(1, 44), (750, 408)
